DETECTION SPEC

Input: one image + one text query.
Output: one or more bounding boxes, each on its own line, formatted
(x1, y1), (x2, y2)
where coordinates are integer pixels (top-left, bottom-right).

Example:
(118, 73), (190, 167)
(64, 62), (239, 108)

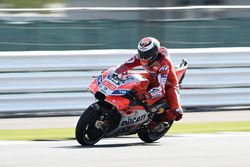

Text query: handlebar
(110, 72), (121, 84)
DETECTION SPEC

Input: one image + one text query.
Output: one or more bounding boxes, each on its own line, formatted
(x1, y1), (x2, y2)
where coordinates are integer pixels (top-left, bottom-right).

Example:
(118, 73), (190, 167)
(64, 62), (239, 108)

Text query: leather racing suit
(114, 46), (183, 121)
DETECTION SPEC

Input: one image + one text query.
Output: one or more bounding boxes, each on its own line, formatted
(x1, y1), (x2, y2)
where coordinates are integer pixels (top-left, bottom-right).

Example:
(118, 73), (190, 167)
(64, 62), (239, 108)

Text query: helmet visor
(138, 48), (157, 60)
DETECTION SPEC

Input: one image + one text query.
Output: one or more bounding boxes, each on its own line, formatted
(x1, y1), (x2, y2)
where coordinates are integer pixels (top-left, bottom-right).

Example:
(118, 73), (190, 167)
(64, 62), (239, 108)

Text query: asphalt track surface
(1, 111), (250, 167)
(1, 110), (250, 130)
(1, 133), (250, 167)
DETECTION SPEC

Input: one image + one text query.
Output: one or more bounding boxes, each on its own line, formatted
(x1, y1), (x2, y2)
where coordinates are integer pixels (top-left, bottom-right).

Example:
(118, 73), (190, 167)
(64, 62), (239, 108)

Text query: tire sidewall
(75, 103), (105, 146)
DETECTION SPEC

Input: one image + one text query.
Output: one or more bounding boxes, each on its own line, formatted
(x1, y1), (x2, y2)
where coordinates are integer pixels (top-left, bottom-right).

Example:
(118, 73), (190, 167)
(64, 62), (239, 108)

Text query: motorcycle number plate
(102, 80), (116, 90)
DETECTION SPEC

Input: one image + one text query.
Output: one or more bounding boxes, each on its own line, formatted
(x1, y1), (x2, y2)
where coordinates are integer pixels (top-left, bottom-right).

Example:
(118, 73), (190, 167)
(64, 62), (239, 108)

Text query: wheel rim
(82, 114), (107, 145)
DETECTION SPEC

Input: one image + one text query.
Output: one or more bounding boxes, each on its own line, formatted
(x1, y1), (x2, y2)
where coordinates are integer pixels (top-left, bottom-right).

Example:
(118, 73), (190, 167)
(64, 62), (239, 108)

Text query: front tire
(75, 103), (107, 146)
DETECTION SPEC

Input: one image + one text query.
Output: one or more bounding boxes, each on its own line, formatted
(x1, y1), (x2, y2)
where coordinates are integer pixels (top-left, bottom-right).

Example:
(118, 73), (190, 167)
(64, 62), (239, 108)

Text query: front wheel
(75, 103), (108, 146)
(138, 121), (173, 143)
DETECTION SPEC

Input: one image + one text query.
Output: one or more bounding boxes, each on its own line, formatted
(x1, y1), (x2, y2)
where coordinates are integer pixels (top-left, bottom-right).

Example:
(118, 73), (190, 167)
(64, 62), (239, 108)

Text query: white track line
(1, 132), (250, 145)
(1, 6), (250, 12)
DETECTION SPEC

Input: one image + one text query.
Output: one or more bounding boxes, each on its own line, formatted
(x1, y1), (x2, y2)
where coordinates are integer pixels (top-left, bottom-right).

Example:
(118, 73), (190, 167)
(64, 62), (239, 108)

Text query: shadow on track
(53, 141), (161, 149)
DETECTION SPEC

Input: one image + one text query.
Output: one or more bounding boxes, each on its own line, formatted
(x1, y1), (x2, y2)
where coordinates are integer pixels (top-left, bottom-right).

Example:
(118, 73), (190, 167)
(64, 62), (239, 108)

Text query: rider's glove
(112, 72), (121, 82)
(112, 72), (118, 78)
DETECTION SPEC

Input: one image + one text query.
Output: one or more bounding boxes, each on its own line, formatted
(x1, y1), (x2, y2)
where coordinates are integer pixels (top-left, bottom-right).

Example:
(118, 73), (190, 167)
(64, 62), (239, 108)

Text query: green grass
(1, 0), (64, 8)
(0, 128), (74, 141)
(0, 121), (250, 141)
(168, 121), (250, 134)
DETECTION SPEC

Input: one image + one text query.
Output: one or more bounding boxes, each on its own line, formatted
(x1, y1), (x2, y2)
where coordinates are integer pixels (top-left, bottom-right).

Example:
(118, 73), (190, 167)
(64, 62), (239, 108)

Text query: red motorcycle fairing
(105, 96), (130, 111)
(175, 59), (188, 84)
(88, 68), (150, 111)
(88, 79), (98, 94)
(89, 79), (148, 111)
(88, 78), (133, 111)
(88, 64), (187, 112)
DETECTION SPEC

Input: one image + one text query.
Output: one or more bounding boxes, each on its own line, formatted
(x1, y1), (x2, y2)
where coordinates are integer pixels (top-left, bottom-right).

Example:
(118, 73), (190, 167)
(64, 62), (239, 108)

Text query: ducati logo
(121, 114), (146, 126)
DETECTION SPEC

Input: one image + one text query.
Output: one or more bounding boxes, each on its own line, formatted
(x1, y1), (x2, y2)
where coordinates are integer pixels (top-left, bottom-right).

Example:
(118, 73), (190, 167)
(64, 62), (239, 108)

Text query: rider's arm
(165, 56), (178, 88)
(147, 56), (178, 99)
(147, 69), (168, 98)
(114, 55), (141, 74)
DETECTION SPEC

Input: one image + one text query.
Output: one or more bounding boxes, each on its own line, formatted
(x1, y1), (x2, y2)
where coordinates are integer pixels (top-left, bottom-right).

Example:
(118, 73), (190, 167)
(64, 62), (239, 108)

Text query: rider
(114, 37), (183, 122)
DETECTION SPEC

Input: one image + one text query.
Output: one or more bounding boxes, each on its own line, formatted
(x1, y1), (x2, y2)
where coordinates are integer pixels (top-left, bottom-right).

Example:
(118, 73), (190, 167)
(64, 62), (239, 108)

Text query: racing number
(102, 80), (116, 90)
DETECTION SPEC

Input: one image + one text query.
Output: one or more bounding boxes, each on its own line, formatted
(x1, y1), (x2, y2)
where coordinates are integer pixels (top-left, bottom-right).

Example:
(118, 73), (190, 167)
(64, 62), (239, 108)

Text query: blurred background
(0, 0), (250, 51)
(0, 0), (250, 155)
(1, 2), (250, 165)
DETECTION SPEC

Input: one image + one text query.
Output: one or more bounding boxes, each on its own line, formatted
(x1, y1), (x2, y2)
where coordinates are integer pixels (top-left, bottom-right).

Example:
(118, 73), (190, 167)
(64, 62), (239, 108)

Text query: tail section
(175, 59), (188, 85)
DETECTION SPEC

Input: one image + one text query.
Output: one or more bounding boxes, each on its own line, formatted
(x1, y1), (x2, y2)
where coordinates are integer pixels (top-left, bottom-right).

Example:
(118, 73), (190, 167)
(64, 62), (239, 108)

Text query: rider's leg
(165, 86), (183, 121)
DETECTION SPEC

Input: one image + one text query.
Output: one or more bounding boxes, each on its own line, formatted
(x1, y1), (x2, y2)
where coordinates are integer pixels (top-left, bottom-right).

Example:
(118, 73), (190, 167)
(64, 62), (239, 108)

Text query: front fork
(91, 102), (112, 132)
(93, 101), (120, 133)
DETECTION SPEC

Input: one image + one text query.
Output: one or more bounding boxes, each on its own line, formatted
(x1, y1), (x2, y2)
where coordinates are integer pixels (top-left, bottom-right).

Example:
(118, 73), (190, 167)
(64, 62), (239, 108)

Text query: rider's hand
(112, 72), (120, 81)
(112, 72), (118, 77)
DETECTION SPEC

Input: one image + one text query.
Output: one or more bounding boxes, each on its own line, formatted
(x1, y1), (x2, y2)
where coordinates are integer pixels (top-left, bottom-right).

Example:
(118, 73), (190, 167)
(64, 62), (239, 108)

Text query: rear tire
(75, 103), (106, 146)
(138, 121), (173, 143)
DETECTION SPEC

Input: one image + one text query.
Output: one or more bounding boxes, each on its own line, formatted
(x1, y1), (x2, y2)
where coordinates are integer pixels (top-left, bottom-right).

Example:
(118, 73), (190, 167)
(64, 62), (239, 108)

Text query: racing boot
(165, 108), (183, 122)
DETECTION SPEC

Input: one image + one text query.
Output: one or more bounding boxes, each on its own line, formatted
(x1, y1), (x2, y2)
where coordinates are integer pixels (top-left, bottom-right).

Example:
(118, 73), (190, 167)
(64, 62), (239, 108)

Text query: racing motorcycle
(76, 60), (188, 146)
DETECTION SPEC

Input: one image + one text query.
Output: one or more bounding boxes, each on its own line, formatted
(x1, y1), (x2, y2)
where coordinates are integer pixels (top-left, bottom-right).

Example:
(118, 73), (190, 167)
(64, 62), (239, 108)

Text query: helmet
(137, 37), (160, 65)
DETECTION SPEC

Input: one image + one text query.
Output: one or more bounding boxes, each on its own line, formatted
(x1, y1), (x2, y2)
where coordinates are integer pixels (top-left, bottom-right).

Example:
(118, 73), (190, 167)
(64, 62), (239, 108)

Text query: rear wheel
(138, 121), (173, 143)
(75, 103), (108, 146)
